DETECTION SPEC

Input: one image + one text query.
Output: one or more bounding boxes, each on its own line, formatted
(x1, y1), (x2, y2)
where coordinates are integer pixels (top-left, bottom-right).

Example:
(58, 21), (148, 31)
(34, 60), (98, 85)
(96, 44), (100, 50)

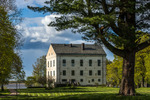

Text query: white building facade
(46, 43), (106, 85)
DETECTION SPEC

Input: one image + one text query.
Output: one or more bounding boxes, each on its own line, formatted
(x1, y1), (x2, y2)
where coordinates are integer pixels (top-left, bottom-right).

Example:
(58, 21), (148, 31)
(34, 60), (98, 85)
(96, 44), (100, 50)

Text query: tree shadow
(1, 92), (150, 100)
(18, 87), (104, 93)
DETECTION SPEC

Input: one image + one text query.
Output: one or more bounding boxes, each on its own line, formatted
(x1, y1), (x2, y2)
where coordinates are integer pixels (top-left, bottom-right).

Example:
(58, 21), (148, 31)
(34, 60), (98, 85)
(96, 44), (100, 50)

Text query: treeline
(0, 0), (25, 91)
(107, 45), (150, 88)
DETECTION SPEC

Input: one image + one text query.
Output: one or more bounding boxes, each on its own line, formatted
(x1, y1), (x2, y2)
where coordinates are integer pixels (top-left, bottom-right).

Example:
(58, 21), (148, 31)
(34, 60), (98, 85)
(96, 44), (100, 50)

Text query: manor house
(46, 43), (106, 85)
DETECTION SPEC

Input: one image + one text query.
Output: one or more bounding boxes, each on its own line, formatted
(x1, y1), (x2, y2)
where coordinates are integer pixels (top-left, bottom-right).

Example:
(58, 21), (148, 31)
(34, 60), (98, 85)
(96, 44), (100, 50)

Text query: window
(53, 60), (55, 67)
(98, 70), (101, 76)
(89, 60), (92, 66)
(80, 79), (83, 82)
(80, 70), (83, 76)
(63, 70), (66, 76)
(71, 70), (75, 76)
(71, 59), (75, 66)
(50, 71), (52, 76)
(62, 79), (67, 82)
(98, 79), (101, 82)
(48, 61), (49, 67)
(89, 70), (92, 76)
(80, 60), (83, 66)
(92, 79), (94, 82)
(98, 60), (101, 66)
(63, 59), (66, 66)
(50, 61), (52, 67)
(53, 71), (55, 76)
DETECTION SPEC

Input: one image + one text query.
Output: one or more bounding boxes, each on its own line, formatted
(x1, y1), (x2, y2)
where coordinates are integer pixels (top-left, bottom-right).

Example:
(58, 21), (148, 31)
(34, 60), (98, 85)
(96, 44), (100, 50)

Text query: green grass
(0, 89), (10, 96)
(1, 87), (150, 100)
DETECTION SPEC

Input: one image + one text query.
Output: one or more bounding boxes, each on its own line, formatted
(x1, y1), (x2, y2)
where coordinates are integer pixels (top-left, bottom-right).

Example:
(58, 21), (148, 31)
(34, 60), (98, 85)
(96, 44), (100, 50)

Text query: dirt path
(9, 89), (19, 96)
(0, 89), (19, 98)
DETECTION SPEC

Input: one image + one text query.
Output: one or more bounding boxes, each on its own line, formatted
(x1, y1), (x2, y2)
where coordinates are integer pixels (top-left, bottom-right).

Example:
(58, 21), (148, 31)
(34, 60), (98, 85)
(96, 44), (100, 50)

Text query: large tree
(28, 0), (150, 95)
(0, 0), (22, 25)
(0, 0), (23, 91)
(0, 6), (17, 91)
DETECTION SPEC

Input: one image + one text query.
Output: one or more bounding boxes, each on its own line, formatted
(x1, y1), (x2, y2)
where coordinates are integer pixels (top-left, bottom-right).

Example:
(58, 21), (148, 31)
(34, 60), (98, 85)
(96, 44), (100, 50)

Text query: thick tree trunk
(1, 84), (4, 91)
(119, 52), (135, 95)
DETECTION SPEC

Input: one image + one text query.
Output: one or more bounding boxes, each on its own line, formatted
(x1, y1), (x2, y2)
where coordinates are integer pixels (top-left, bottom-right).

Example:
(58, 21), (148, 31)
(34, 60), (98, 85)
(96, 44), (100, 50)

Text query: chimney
(69, 43), (72, 47)
(81, 43), (85, 50)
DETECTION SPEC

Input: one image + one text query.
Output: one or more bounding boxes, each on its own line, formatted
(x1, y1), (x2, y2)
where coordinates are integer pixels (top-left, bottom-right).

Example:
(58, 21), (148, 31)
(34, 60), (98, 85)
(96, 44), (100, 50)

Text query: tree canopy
(0, 0), (23, 91)
(32, 55), (46, 86)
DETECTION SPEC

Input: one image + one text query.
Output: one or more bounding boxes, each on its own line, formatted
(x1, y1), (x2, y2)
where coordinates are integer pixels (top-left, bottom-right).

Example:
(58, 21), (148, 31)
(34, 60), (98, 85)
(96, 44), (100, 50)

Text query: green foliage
(107, 44), (150, 87)
(32, 55), (46, 85)
(135, 45), (150, 87)
(37, 76), (46, 86)
(25, 76), (36, 87)
(106, 58), (112, 65)
(106, 55), (122, 87)
(0, 7), (19, 88)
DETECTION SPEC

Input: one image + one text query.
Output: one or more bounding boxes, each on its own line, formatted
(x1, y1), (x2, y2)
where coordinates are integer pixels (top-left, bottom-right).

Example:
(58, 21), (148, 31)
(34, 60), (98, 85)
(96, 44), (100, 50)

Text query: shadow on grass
(1, 93), (150, 100)
(0, 90), (10, 97)
(18, 87), (115, 93)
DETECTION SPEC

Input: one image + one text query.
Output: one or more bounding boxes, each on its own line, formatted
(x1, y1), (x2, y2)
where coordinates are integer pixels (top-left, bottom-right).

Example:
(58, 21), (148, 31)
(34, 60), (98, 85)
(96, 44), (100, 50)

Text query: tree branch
(95, 26), (125, 57)
(135, 39), (150, 52)
(101, 0), (109, 14)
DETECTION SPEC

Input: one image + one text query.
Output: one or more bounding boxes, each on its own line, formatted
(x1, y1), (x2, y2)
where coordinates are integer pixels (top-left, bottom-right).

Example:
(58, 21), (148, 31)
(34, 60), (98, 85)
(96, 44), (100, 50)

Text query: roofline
(56, 53), (106, 56)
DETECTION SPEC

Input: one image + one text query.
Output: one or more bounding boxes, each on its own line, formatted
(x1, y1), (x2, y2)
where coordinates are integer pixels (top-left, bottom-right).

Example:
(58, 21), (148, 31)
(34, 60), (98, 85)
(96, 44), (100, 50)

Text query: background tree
(0, 0), (22, 25)
(106, 58), (112, 65)
(38, 76), (46, 87)
(135, 36), (150, 88)
(0, 7), (18, 91)
(25, 76), (36, 87)
(32, 55), (46, 86)
(106, 56), (122, 87)
(28, 0), (150, 95)
(107, 46), (150, 88)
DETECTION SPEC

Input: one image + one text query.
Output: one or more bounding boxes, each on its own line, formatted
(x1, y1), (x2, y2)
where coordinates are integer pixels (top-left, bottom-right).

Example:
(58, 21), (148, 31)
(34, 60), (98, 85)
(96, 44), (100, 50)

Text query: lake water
(4, 83), (27, 89)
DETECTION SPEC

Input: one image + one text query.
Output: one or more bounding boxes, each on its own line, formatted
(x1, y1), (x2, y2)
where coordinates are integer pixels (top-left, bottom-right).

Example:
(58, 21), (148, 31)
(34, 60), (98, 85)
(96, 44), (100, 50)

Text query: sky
(15, 0), (114, 77)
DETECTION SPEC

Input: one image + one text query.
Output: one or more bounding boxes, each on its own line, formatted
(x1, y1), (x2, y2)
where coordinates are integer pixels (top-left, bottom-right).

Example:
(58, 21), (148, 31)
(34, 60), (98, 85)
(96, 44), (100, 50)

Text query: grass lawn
(1, 87), (150, 100)
(0, 89), (10, 96)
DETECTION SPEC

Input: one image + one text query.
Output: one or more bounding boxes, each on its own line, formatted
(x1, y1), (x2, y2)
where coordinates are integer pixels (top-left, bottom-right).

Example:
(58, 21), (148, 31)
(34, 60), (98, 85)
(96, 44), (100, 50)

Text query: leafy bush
(25, 76), (36, 87)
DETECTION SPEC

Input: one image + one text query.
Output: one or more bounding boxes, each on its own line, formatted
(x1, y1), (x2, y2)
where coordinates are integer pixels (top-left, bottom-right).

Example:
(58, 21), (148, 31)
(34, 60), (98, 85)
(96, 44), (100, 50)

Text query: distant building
(46, 43), (106, 85)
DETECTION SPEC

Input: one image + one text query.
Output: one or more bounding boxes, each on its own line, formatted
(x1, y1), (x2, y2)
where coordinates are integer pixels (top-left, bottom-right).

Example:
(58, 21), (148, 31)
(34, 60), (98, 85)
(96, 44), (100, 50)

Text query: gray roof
(51, 43), (106, 55)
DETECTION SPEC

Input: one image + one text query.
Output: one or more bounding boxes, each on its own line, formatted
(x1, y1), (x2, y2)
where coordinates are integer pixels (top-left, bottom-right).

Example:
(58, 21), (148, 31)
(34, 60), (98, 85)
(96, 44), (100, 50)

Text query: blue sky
(15, 0), (114, 78)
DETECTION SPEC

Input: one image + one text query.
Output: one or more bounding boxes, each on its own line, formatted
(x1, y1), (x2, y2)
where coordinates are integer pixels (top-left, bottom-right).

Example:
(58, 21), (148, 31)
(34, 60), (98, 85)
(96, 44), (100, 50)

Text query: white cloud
(19, 14), (84, 44)
(16, 0), (47, 8)
(70, 40), (94, 44)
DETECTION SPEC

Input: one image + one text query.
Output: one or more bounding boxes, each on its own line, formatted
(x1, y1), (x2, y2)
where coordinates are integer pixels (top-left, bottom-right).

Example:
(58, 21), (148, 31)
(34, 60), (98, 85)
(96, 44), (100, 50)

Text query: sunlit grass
(1, 87), (150, 100)
(0, 89), (10, 96)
